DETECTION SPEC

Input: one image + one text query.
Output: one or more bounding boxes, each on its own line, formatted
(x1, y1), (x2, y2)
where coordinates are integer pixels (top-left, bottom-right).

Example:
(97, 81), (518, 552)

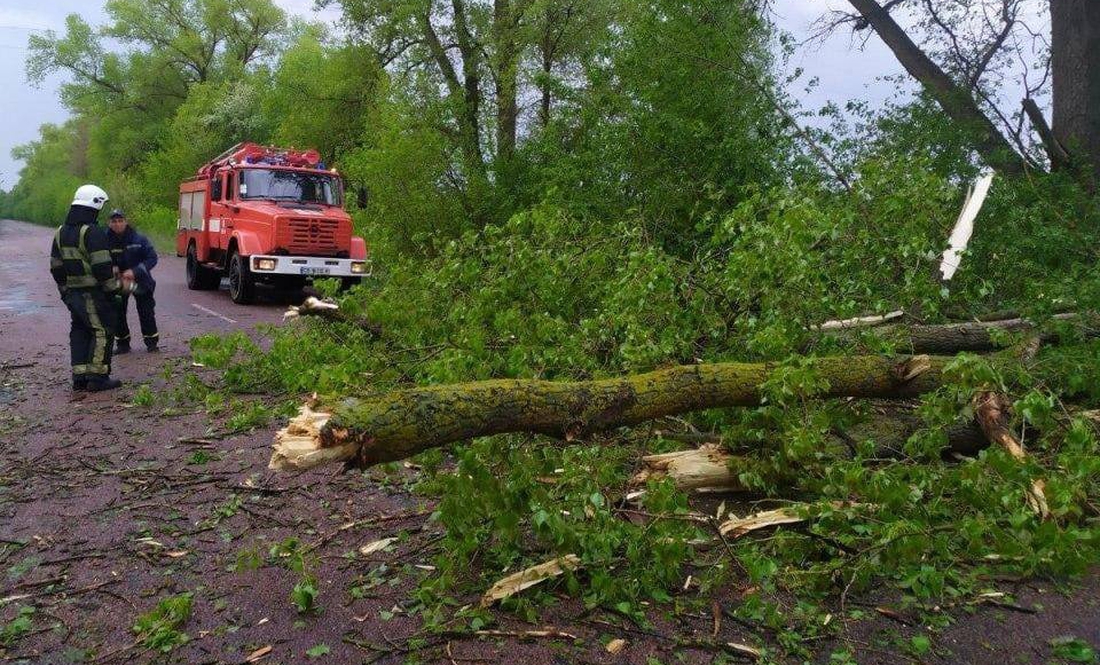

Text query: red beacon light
(196, 142), (323, 177)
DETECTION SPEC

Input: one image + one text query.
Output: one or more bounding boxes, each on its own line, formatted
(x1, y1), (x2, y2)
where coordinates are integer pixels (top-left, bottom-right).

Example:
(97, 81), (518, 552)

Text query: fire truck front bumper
(249, 255), (371, 278)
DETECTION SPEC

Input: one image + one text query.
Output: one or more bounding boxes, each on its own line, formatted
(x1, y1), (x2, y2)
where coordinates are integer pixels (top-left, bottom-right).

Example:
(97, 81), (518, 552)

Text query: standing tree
(829, 0), (1100, 185)
(1051, 0), (1100, 183)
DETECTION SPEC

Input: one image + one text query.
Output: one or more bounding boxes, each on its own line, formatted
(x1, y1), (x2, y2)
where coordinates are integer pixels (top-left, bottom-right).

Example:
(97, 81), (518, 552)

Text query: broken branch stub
(269, 354), (948, 471)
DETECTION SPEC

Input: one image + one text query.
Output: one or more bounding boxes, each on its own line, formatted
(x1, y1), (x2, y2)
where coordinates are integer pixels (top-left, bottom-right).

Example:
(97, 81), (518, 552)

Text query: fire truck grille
(279, 218), (349, 255)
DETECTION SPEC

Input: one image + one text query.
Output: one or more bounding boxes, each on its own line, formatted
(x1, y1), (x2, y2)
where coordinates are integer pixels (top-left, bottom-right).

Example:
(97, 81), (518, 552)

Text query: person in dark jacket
(49, 184), (123, 391)
(105, 209), (159, 353)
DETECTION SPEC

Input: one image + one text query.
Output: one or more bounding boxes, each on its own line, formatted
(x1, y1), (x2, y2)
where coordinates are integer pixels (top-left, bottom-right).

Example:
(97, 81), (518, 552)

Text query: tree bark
(846, 0), (1027, 176)
(826, 313), (1088, 354)
(1051, 0), (1100, 186)
(493, 0), (519, 161)
(270, 355), (947, 470)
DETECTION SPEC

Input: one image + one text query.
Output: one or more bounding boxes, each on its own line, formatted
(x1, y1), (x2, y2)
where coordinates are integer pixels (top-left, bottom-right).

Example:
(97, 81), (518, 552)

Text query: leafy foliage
(10, 0), (1100, 659)
(132, 593), (193, 652)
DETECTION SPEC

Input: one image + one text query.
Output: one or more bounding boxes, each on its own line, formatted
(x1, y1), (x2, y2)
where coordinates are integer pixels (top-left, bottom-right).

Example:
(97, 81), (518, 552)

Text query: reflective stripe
(89, 249), (112, 264)
(55, 225), (93, 278)
(84, 292), (110, 374)
(72, 364), (90, 374)
(66, 275), (98, 288)
(102, 276), (121, 292)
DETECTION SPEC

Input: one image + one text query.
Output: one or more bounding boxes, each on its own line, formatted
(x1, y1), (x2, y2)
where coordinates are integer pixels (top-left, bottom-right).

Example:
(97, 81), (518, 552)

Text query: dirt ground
(2, 218), (1099, 664)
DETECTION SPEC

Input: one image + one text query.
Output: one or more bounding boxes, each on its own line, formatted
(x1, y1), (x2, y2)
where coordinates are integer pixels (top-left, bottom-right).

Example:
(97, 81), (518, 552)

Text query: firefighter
(105, 209), (159, 353)
(49, 184), (123, 391)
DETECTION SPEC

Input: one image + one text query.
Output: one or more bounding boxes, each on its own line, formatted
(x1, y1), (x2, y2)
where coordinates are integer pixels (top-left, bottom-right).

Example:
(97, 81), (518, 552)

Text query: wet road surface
(0, 218), (287, 382)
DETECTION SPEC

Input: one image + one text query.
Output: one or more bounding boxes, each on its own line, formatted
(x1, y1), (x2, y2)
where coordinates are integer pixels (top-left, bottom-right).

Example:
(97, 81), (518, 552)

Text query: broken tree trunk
(828, 313), (1086, 354)
(270, 354), (947, 470)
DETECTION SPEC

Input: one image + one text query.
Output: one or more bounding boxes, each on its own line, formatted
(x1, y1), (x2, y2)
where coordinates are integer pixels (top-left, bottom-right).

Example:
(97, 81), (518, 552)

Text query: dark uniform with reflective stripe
(49, 205), (121, 385)
(106, 225), (159, 350)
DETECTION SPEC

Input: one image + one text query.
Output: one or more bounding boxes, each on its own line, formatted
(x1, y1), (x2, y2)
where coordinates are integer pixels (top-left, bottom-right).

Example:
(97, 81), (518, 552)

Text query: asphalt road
(0, 217), (287, 383)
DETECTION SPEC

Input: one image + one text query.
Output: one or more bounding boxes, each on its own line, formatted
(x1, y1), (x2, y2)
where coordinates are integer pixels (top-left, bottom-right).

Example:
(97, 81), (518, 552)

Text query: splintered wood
(269, 404), (356, 470)
(718, 507), (808, 539)
(973, 392), (1050, 519)
(481, 555), (582, 607)
(630, 444), (744, 492)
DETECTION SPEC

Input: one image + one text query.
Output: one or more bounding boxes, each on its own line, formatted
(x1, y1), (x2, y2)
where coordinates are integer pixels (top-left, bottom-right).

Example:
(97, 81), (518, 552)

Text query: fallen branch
(816, 310), (905, 331)
(630, 415), (989, 493)
(284, 297), (382, 337)
(481, 555), (581, 607)
(719, 507), (807, 538)
(828, 312), (1088, 354)
(973, 391), (1049, 519)
(270, 354), (947, 470)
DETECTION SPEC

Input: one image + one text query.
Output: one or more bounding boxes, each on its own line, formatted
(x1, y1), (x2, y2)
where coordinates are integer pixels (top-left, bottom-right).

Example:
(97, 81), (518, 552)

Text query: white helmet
(72, 184), (109, 210)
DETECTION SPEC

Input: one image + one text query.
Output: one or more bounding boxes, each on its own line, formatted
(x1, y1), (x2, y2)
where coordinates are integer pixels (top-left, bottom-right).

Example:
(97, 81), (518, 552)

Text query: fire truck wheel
(186, 244), (221, 291)
(228, 252), (256, 305)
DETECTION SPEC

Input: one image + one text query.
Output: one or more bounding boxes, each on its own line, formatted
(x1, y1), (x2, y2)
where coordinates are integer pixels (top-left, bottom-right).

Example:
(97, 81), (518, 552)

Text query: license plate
(300, 267), (331, 276)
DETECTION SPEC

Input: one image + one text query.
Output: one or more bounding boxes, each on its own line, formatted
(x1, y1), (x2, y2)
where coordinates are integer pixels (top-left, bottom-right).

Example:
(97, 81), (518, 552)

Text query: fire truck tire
(186, 244), (221, 291)
(228, 252), (256, 305)
(339, 277), (362, 292)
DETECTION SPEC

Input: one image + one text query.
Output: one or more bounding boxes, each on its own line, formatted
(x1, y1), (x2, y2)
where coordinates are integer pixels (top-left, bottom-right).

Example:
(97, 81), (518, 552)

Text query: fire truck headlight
(254, 258), (277, 271)
(350, 261), (367, 274)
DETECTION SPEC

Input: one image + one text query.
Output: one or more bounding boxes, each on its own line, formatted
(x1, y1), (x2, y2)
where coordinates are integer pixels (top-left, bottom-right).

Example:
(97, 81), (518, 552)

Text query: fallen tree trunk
(828, 313), (1086, 354)
(270, 354), (946, 470)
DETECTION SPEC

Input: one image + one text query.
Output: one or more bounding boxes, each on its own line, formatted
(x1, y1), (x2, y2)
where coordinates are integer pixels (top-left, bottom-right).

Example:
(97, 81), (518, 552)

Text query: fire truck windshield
(238, 169), (341, 205)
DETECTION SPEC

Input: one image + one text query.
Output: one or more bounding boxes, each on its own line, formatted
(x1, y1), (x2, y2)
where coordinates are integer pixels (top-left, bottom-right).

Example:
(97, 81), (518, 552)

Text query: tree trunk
(1052, 0), (1100, 186)
(846, 0), (1026, 176)
(269, 355), (946, 470)
(493, 0), (519, 161)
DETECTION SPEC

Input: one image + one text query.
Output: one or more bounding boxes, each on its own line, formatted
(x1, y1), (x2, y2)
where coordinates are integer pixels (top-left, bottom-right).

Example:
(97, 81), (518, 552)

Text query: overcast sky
(0, 0), (907, 191)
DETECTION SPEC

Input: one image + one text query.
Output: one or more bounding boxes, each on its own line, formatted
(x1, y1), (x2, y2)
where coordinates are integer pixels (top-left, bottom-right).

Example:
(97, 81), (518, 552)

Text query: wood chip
(606, 638), (626, 654)
(359, 537), (397, 556)
(726, 642), (762, 658)
(480, 555), (581, 607)
(245, 645), (273, 662)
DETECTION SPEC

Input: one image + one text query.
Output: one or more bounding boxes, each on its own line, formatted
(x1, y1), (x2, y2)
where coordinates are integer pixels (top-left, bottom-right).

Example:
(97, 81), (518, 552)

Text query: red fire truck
(176, 143), (369, 304)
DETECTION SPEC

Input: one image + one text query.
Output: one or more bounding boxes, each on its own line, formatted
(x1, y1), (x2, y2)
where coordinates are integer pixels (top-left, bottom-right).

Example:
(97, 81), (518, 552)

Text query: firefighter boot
(86, 376), (123, 392)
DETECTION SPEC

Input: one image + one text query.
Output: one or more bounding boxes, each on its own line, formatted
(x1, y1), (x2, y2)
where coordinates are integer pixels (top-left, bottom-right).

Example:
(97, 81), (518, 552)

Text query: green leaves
(1, 606), (34, 646)
(291, 578), (319, 614)
(132, 593), (193, 653)
(1050, 636), (1098, 663)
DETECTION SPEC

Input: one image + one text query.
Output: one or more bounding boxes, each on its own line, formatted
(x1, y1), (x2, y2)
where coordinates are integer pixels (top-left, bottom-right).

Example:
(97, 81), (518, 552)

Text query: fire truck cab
(176, 142), (369, 304)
